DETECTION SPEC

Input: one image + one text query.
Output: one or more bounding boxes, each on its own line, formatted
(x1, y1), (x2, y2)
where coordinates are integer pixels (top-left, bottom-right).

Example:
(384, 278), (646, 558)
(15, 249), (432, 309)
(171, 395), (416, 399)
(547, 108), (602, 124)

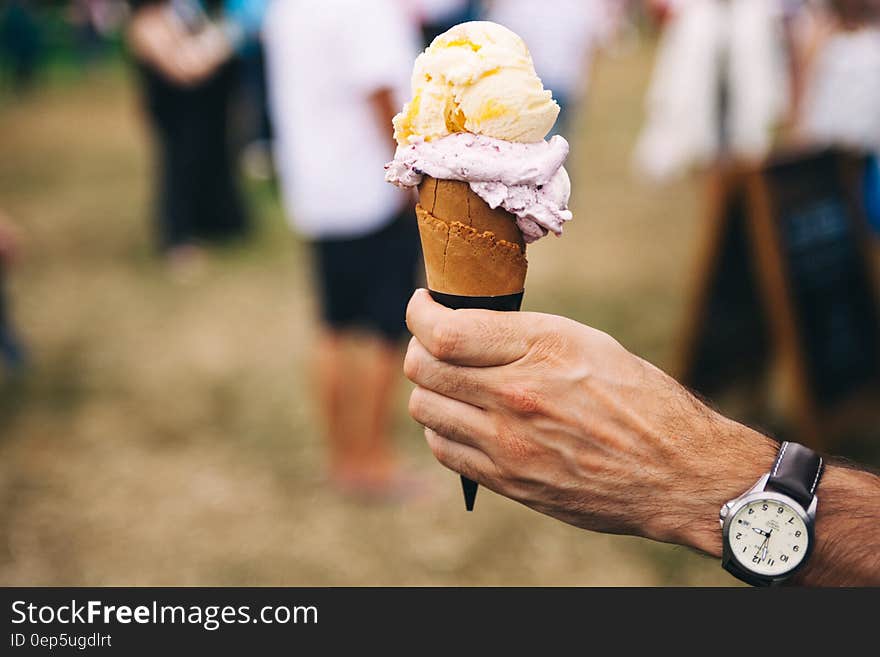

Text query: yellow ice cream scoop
(393, 21), (560, 146)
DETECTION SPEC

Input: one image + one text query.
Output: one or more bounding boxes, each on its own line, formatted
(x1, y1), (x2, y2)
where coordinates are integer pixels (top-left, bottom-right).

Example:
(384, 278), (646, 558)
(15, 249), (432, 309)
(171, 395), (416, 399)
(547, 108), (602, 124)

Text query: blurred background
(1, 0), (878, 586)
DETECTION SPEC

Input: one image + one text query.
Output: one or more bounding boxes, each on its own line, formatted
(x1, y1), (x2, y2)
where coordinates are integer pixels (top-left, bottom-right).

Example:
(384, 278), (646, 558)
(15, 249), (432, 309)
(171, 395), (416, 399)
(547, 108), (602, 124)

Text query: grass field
(0, 43), (872, 586)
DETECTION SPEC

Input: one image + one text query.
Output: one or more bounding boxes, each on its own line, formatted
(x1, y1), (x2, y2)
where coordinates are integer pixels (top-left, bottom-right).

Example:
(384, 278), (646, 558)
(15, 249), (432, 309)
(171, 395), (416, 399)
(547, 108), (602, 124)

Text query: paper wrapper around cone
(416, 177), (527, 296)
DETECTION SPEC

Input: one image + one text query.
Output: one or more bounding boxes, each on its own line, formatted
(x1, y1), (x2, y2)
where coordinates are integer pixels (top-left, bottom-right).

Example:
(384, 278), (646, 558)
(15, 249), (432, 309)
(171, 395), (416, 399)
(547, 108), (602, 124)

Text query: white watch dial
(727, 498), (809, 576)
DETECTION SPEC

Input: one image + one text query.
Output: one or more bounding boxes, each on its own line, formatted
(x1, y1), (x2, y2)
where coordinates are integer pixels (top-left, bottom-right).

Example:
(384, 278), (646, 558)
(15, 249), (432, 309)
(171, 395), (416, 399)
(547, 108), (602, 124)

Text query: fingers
(424, 428), (497, 486)
(408, 386), (495, 450)
(405, 289), (534, 366)
(405, 337), (505, 407)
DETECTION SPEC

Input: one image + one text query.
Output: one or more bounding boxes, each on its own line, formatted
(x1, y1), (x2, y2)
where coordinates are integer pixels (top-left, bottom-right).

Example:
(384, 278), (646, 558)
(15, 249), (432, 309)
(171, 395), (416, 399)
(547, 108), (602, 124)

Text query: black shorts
(312, 207), (421, 342)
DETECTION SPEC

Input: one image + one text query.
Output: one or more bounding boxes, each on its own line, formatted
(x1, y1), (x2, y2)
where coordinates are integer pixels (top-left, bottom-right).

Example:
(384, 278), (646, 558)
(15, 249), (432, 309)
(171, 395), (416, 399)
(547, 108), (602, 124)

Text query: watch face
(727, 498), (810, 577)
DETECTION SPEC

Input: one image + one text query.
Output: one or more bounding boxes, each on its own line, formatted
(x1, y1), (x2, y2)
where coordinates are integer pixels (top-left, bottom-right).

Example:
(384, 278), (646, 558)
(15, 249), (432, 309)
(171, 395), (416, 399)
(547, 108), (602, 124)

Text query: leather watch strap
(765, 441), (823, 508)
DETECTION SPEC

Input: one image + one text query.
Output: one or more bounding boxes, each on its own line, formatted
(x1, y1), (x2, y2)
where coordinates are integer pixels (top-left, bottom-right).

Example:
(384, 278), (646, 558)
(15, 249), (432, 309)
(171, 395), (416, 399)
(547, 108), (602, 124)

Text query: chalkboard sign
(678, 169), (770, 396)
(680, 149), (880, 448)
(755, 152), (880, 405)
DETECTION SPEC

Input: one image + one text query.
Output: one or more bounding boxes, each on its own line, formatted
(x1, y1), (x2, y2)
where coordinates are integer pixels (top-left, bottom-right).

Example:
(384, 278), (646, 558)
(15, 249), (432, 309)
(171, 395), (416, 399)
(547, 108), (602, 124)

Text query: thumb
(405, 289), (537, 367)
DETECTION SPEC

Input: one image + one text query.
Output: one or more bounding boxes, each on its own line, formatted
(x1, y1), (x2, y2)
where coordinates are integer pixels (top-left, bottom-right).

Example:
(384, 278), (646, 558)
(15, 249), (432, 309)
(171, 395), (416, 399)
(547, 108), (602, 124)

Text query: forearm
(369, 87), (399, 154)
(128, 7), (230, 85)
(656, 413), (880, 586)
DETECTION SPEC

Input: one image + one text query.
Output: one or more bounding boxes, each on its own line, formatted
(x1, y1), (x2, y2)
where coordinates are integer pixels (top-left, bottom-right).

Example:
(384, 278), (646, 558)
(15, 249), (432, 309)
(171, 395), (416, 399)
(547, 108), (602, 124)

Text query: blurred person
(485, 0), (613, 135)
(225, 0), (274, 181)
(237, 45), (274, 182)
(404, 289), (880, 586)
(0, 0), (42, 91)
(0, 212), (27, 374)
(790, 0), (880, 231)
(69, 0), (129, 62)
(634, 0), (790, 181)
(793, 0), (880, 149)
(127, 0), (251, 269)
(264, 0), (422, 498)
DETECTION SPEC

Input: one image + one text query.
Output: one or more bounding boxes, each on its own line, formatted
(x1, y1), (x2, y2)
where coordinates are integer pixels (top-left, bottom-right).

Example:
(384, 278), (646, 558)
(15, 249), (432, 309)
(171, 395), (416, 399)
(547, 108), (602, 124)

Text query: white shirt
(802, 28), (880, 153)
(264, 0), (418, 239)
(486, 0), (608, 99)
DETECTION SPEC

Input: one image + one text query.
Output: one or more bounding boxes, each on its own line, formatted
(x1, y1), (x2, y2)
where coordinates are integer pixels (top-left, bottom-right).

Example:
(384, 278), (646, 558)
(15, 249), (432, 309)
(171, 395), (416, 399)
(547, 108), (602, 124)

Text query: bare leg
(315, 328), (412, 497)
(314, 328), (351, 481)
(357, 335), (401, 484)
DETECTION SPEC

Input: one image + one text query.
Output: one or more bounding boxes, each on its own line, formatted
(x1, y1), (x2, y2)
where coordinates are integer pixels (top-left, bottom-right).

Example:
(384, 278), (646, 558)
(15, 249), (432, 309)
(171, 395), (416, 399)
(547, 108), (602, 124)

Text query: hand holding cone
(416, 177), (526, 510)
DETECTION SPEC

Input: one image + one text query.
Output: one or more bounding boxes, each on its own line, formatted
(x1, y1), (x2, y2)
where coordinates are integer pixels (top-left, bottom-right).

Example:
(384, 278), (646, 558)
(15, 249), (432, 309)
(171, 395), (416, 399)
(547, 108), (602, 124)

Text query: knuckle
(430, 320), (461, 360)
(490, 452), (513, 482)
(598, 333), (623, 356)
(423, 425), (438, 445)
(405, 298), (416, 329)
(489, 420), (532, 477)
(408, 387), (427, 423)
(425, 429), (452, 467)
(588, 326), (625, 356)
(500, 382), (543, 415)
(402, 344), (421, 382)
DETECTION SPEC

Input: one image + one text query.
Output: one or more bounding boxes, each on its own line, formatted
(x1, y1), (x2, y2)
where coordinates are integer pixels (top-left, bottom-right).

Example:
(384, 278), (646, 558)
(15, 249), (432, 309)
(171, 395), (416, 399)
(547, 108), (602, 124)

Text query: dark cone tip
(461, 476), (479, 511)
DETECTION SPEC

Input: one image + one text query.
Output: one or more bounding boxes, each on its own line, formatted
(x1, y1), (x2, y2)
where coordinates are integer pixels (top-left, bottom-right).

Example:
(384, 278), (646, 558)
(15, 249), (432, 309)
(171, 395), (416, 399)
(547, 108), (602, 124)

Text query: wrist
(650, 414), (778, 558)
(788, 464), (880, 586)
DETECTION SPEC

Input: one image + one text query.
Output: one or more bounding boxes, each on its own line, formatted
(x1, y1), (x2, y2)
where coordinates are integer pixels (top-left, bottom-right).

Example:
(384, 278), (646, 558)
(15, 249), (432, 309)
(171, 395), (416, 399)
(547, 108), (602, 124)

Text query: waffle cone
(416, 178), (527, 296)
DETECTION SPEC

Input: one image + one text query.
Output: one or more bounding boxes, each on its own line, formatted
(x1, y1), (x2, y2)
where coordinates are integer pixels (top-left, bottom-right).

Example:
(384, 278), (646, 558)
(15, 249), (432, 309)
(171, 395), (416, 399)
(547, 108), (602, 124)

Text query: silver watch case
(719, 473), (818, 584)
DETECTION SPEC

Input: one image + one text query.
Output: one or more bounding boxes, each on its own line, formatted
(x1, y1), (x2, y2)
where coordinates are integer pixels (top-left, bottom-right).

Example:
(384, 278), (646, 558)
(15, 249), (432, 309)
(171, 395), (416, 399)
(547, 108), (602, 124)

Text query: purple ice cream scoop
(385, 132), (572, 243)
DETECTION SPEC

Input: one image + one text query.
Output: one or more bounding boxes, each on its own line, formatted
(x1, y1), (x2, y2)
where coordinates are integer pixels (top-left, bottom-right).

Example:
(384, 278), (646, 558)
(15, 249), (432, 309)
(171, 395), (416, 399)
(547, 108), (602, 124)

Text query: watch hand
(759, 530), (773, 561)
(752, 527), (767, 536)
(753, 533), (770, 561)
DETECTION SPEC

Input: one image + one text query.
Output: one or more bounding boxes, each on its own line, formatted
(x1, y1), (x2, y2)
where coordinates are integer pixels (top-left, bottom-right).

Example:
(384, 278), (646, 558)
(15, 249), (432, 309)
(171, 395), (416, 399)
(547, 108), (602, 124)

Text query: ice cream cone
(388, 23), (572, 514)
(416, 178), (527, 297)
(414, 177), (527, 511)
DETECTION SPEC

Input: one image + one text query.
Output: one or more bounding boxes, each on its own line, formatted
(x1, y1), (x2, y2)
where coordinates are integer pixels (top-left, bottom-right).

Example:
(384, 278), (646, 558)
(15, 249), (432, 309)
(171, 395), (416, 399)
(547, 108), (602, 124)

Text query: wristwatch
(719, 441), (823, 586)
